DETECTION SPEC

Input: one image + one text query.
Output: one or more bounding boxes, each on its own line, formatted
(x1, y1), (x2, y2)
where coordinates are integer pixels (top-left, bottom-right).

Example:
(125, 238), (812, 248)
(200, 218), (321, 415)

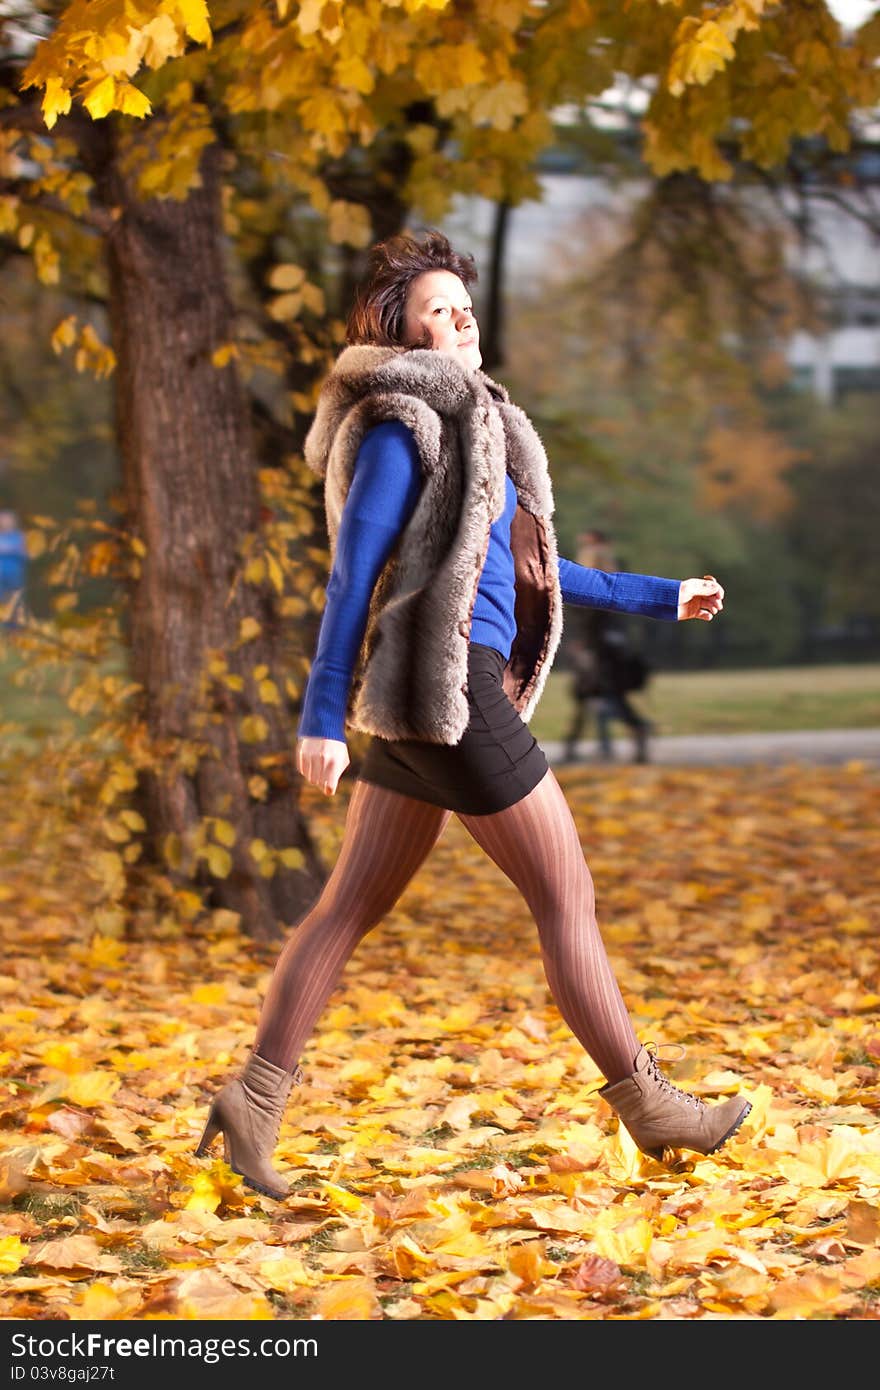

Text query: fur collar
(305, 346), (554, 520)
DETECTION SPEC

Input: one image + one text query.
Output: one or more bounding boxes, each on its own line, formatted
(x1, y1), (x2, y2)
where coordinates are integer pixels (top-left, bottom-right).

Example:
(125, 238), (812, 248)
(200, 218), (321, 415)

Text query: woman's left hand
(678, 575), (724, 622)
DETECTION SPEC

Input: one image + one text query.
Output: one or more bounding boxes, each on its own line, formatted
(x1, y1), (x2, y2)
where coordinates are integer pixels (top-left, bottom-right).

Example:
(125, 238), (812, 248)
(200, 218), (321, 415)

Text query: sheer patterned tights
(254, 771), (640, 1085)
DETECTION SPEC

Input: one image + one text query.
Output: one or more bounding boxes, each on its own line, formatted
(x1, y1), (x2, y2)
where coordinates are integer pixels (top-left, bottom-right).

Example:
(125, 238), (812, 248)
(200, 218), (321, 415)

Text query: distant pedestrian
(0, 510), (28, 629)
(563, 529), (653, 763)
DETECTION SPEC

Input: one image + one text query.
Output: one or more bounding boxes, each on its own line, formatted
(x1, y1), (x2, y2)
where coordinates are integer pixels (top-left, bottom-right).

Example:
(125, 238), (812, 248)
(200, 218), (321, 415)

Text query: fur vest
(303, 345), (563, 744)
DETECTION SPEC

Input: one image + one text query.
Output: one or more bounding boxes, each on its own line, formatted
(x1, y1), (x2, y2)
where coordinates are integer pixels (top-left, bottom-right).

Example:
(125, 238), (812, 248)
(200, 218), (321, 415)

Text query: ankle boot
(599, 1045), (751, 1162)
(195, 1051), (303, 1199)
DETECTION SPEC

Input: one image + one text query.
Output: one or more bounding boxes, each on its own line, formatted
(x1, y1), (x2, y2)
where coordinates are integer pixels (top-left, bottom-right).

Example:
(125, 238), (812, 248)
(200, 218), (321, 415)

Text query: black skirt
(356, 642), (550, 815)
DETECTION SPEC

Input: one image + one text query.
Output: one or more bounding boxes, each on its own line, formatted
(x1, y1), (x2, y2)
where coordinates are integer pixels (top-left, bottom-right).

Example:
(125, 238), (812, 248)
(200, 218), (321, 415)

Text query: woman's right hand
(296, 737), (350, 796)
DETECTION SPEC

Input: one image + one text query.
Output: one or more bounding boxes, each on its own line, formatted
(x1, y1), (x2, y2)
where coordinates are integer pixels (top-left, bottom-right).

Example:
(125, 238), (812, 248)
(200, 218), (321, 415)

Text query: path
(544, 727), (880, 767)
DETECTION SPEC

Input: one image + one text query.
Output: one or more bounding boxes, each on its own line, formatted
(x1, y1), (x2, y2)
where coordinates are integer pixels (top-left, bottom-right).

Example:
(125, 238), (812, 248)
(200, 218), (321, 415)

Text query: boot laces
(644, 1043), (704, 1112)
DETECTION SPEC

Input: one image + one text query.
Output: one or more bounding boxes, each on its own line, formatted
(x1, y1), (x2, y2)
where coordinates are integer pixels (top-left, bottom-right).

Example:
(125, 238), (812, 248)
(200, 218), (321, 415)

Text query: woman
(196, 230), (751, 1199)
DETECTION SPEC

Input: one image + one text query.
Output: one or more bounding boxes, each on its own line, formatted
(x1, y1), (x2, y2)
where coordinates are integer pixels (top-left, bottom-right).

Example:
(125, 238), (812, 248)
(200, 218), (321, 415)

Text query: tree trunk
(104, 134), (325, 940)
(481, 199), (511, 373)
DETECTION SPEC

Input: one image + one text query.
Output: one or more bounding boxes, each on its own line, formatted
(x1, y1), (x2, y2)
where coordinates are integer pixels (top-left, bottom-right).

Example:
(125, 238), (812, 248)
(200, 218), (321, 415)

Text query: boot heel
(194, 1105), (221, 1158)
(599, 1044), (751, 1161)
(193, 1054), (300, 1200)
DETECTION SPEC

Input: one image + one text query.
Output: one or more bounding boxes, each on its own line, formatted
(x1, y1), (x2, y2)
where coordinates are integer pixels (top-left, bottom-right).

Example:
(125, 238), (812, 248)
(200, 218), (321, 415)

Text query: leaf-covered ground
(2, 753), (879, 1321)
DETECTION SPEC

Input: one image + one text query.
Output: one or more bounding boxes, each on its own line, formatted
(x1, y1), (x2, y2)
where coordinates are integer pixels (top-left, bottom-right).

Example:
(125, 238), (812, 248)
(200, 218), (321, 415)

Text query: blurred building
(440, 136), (880, 404)
(784, 162), (880, 401)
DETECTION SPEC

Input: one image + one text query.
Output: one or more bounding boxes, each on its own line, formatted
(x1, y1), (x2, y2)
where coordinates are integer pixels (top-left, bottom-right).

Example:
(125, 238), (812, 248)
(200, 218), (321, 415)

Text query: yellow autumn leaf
(212, 342), (239, 367)
(63, 1071), (122, 1107)
(589, 1214), (655, 1269)
(789, 1065), (841, 1101)
(176, 1269), (274, 1320)
(27, 1235), (122, 1272)
(81, 75), (116, 120)
(37, 237), (61, 286)
(435, 1002), (483, 1032)
(266, 550), (285, 593)
(89, 935), (126, 967)
(507, 1240), (555, 1286)
(191, 983), (227, 1005)
(116, 82), (152, 118)
(527, 1202), (593, 1233)
(38, 233), (62, 284)
(769, 1270), (859, 1318)
(239, 715), (269, 743)
(258, 679), (280, 705)
(313, 1275), (382, 1320)
(0, 196), (18, 235)
(327, 200), (372, 248)
(279, 847), (305, 869)
(268, 262), (307, 291)
(852, 992), (880, 1011)
(171, 0), (213, 47)
(845, 1200), (880, 1247)
(669, 20), (737, 95)
(257, 1252), (316, 1291)
(468, 80), (528, 131)
(441, 1095), (481, 1131)
(300, 90), (347, 137)
(141, 12), (182, 68)
(320, 1181), (365, 1214)
(41, 1042), (85, 1074)
(301, 282), (326, 315)
(239, 616), (261, 642)
(843, 1248), (880, 1286)
(163, 833), (182, 868)
(206, 844), (232, 878)
(447, 41), (488, 87)
(295, 0), (325, 35)
(0, 1236), (26, 1274)
(213, 818), (236, 847)
(268, 292), (303, 321)
(41, 76), (72, 129)
(176, 889), (202, 922)
(183, 1168), (227, 1214)
(68, 1280), (144, 1320)
(335, 55), (374, 94)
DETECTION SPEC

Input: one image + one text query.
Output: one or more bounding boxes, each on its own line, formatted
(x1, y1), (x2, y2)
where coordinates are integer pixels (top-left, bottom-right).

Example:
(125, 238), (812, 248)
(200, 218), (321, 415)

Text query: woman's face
(402, 270), (482, 370)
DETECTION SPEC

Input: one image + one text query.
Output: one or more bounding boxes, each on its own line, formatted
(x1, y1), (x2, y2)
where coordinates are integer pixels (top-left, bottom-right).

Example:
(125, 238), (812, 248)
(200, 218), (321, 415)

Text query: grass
(3, 637), (878, 747)
(0, 644), (95, 753)
(528, 662), (880, 742)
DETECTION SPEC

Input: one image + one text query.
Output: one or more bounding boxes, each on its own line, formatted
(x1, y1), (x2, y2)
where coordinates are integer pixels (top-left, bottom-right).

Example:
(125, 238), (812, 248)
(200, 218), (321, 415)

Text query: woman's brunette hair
(346, 229), (478, 348)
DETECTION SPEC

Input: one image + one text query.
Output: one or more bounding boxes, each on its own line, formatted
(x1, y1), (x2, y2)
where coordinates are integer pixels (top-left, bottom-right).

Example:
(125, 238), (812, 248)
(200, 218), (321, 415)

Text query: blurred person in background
(0, 509), (28, 629)
(563, 528), (654, 764)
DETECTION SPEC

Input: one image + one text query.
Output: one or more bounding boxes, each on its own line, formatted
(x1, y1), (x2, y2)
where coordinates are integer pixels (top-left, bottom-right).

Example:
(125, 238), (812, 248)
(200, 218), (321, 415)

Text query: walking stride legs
(196, 773), (750, 1196)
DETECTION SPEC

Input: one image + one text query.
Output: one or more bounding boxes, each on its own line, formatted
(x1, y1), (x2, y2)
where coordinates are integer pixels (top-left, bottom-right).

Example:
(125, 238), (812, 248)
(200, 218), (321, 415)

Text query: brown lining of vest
(504, 505), (554, 713)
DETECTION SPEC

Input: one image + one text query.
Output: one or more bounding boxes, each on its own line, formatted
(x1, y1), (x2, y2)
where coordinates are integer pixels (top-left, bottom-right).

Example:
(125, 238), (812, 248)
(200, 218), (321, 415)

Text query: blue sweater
(298, 421), (680, 741)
